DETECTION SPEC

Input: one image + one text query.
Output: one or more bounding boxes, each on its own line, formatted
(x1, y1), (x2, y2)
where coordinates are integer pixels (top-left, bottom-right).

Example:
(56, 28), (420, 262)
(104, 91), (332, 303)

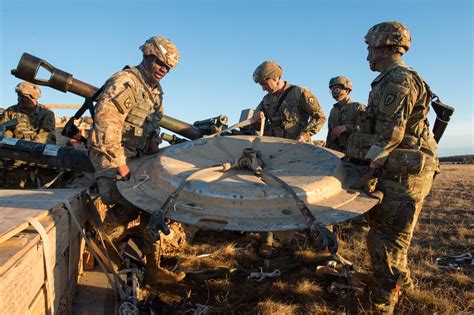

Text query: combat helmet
(15, 82), (41, 99)
(253, 61), (283, 83)
(365, 21), (411, 54)
(329, 76), (352, 91)
(140, 36), (180, 69)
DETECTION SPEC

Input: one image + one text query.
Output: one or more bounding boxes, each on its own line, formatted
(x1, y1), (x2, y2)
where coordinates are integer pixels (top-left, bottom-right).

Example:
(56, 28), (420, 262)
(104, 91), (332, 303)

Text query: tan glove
(4, 130), (13, 138)
(352, 168), (384, 203)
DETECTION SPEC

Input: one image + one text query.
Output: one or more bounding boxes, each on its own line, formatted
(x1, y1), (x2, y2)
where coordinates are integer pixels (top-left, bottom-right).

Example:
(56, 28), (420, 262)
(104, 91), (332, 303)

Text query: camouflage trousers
(96, 176), (160, 259)
(367, 167), (435, 305)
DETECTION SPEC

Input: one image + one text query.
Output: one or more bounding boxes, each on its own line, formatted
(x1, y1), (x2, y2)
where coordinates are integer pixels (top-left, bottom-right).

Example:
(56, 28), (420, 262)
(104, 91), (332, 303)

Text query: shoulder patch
(302, 88), (319, 107)
(111, 82), (136, 114)
(384, 92), (397, 106)
(379, 81), (410, 116)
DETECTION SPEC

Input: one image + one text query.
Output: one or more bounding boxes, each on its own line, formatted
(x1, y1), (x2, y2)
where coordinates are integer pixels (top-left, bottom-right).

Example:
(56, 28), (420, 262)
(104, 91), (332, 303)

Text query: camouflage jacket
(352, 60), (438, 167)
(255, 82), (326, 141)
(88, 64), (164, 178)
(326, 99), (366, 151)
(0, 104), (55, 143)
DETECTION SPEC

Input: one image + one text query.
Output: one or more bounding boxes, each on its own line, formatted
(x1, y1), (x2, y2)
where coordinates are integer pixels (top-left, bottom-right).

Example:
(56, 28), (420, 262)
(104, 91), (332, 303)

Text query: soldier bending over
(88, 36), (185, 285)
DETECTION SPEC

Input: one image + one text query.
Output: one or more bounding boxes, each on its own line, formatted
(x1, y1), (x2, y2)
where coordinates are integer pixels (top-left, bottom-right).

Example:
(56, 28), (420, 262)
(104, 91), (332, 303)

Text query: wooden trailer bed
(0, 189), (86, 314)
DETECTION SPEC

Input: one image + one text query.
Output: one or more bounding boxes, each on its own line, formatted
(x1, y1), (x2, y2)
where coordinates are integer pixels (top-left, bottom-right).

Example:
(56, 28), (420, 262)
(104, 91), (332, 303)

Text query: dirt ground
(141, 163), (472, 314)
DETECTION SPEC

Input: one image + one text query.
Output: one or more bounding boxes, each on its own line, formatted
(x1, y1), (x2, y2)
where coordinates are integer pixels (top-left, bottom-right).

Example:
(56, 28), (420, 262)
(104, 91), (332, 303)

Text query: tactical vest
(350, 65), (438, 173)
(7, 105), (48, 141)
(120, 67), (163, 158)
(327, 101), (364, 150)
(261, 85), (306, 140)
(371, 66), (436, 157)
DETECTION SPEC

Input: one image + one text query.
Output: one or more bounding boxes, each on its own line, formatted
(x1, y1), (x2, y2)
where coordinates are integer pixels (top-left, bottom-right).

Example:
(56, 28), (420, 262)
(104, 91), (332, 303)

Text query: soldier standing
(325, 76), (366, 153)
(0, 82), (56, 188)
(253, 61), (326, 142)
(252, 61), (326, 257)
(347, 22), (439, 313)
(88, 36), (185, 285)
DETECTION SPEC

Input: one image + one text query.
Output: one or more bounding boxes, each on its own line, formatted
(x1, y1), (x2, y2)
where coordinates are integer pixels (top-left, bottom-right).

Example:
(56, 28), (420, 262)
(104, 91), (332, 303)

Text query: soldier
(325, 76), (366, 153)
(252, 61), (326, 142)
(347, 22), (439, 313)
(252, 61), (326, 257)
(0, 82), (56, 143)
(0, 82), (56, 188)
(88, 36), (185, 285)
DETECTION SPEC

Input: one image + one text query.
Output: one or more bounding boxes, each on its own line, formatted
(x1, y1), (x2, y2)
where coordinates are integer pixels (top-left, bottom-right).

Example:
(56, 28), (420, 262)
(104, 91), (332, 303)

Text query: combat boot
(372, 287), (400, 315)
(144, 257), (185, 285)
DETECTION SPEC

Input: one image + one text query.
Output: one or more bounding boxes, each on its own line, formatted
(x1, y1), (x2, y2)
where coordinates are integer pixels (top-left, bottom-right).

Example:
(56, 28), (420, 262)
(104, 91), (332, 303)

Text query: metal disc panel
(118, 136), (377, 231)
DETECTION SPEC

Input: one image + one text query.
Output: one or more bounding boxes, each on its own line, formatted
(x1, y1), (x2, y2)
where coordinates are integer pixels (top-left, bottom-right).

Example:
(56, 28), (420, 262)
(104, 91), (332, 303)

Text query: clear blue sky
(1, 0), (472, 156)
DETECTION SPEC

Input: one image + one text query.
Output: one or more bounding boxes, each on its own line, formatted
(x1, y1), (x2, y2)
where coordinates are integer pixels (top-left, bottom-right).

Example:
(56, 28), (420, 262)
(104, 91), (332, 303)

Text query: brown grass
(145, 164), (474, 314)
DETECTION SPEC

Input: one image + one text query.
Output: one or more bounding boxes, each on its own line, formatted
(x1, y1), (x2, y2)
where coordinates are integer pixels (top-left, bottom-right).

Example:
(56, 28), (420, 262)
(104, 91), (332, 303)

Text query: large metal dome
(118, 136), (377, 232)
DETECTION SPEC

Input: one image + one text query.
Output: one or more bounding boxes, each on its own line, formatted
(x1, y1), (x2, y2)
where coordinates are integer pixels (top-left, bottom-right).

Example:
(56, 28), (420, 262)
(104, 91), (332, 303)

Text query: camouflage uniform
(252, 61), (326, 257)
(0, 82), (56, 143)
(88, 36), (184, 284)
(88, 63), (164, 241)
(0, 82), (56, 188)
(256, 83), (326, 142)
(326, 98), (366, 152)
(88, 65), (164, 177)
(346, 22), (439, 313)
(0, 104), (56, 143)
(253, 61), (326, 142)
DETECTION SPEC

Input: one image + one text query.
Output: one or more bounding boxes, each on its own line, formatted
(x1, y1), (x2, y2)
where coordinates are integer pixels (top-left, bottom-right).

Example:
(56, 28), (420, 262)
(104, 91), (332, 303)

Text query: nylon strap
(62, 199), (127, 299)
(27, 217), (55, 315)
(262, 85), (297, 126)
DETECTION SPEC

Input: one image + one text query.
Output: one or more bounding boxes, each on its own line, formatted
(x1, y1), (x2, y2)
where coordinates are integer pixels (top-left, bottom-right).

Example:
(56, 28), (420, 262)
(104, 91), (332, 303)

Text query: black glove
(310, 222), (338, 254)
(146, 210), (170, 241)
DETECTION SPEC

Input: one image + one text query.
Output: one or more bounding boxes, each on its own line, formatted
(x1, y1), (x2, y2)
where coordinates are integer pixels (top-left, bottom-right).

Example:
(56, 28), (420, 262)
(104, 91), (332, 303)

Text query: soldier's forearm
(345, 124), (359, 133)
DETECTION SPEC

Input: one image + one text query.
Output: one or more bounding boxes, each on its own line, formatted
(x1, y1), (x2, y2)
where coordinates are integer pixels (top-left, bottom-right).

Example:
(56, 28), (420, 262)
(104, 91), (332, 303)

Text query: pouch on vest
(385, 149), (426, 175)
(270, 116), (282, 127)
(345, 132), (377, 160)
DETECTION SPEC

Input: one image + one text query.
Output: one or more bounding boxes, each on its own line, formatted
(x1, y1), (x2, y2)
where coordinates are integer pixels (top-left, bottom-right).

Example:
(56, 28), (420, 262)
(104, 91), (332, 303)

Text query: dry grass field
(147, 163), (473, 314)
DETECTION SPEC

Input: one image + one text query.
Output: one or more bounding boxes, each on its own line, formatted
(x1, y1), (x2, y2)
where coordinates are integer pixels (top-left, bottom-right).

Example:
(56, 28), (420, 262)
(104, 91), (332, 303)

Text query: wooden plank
(0, 196), (84, 275)
(44, 104), (81, 109)
(0, 189), (86, 314)
(0, 239), (46, 314)
(0, 213), (48, 245)
(27, 286), (47, 315)
(0, 235), (28, 248)
(0, 189), (85, 244)
(0, 188), (84, 199)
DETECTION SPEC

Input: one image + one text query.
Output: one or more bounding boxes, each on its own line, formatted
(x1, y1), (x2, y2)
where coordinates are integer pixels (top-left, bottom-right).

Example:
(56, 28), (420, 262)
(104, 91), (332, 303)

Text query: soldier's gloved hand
(148, 141), (160, 154)
(146, 210), (170, 242)
(4, 130), (13, 138)
(310, 222), (338, 254)
(117, 164), (130, 181)
(352, 168), (384, 203)
(357, 172), (378, 193)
